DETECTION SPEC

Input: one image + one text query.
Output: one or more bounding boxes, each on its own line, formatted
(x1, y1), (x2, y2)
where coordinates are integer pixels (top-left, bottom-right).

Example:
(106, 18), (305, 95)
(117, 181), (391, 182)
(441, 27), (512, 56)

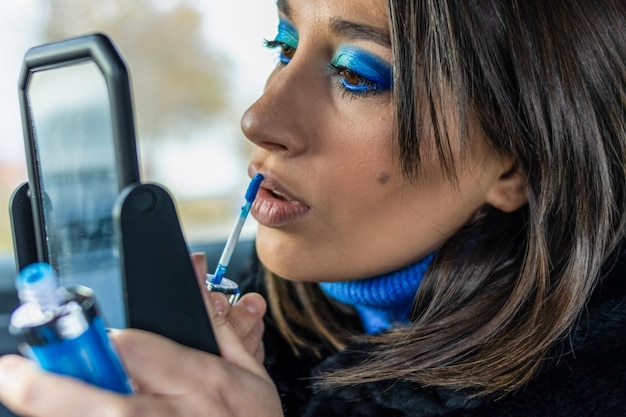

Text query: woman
(1, 0), (625, 415)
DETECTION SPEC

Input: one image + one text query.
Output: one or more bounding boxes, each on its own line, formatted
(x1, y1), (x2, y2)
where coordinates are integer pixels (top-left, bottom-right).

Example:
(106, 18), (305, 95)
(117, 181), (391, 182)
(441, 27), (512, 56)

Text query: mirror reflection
(28, 60), (125, 328)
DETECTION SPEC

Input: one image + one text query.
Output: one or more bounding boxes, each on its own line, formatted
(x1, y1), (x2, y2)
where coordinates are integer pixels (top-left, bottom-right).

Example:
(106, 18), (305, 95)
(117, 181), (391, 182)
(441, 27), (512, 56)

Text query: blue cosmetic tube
(9, 263), (133, 394)
(205, 174), (264, 305)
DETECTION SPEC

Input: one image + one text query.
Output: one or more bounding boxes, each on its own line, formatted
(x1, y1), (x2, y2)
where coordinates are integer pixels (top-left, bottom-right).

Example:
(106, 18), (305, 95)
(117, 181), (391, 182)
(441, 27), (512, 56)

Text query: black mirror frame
(12, 33), (220, 355)
(18, 32), (141, 262)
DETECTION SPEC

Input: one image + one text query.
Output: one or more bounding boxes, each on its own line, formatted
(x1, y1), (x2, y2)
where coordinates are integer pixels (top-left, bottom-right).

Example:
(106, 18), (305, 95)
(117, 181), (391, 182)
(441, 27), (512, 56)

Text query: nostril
(258, 141), (290, 152)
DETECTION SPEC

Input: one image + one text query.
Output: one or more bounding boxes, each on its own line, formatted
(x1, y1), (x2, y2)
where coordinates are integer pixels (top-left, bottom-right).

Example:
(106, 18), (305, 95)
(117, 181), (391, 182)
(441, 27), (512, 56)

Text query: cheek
(323, 110), (396, 182)
(320, 162), (491, 277)
(255, 129), (400, 280)
(312, 126), (397, 220)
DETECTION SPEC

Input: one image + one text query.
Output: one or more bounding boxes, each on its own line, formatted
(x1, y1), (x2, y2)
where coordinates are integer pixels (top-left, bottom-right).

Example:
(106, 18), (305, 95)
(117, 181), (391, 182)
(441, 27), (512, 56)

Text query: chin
(254, 233), (323, 282)
(254, 226), (396, 282)
(255, 233), (296, 279)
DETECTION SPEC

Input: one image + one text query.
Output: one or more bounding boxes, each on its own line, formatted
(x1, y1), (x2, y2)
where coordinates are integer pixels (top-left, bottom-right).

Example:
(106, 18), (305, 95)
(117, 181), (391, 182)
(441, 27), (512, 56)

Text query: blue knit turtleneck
(319, 253), (435, 334)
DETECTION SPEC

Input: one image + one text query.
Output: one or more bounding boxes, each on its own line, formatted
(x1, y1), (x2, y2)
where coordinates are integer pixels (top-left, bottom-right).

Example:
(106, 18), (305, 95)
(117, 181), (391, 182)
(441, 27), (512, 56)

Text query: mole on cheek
(377, 171), (390, 185)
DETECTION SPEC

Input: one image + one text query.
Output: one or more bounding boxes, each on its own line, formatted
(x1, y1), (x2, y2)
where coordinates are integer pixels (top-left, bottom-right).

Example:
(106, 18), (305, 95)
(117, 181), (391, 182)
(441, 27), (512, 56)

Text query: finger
(205, 292), (265, 361)
(252, 320), (266, 364)
(112, 328), (271, 395)
(191, 253), (237, 324)
(191, 254), (265, 365)
(207, 291), (232, 325)
(204, 296), (270, 380)
(110, 329), (215, 395)
(243, 318), (265, 364)
(190, 252), (208, 278)
(190, 252), (212, 314)
(228, 293), (266, 339)
(228, 294), (266, 360)
(0, 355), (129, 417)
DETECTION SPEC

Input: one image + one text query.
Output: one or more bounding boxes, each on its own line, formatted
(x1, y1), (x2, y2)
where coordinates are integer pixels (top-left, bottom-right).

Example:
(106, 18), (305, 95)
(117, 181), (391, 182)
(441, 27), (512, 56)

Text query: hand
(191, 252), (266, 364)
(0, 290), (283, 417)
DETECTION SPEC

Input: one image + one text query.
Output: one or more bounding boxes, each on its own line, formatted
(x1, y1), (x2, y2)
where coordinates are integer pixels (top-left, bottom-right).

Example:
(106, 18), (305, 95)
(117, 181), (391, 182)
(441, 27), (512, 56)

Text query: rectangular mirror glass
(27, 60), (125, 328)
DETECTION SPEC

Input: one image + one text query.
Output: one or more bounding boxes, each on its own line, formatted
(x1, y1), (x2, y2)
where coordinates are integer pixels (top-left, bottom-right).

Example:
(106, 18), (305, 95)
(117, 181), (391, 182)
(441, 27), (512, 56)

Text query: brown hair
(265, 0), (626, 395)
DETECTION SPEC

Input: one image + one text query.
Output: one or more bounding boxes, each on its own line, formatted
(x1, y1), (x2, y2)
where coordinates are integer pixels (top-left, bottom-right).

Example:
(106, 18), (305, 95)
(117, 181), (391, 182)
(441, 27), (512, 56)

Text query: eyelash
(263, 40), (388, 98)
(263, 39), (295, 65)
(327, 63), (387, 98)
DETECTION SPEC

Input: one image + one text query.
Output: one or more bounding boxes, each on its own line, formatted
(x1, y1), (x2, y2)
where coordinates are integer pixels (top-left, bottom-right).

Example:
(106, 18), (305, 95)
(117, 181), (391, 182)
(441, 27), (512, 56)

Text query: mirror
(27, 61), (124, 328)
(18, 34), (140, 329)
(14, 33), (219, 354)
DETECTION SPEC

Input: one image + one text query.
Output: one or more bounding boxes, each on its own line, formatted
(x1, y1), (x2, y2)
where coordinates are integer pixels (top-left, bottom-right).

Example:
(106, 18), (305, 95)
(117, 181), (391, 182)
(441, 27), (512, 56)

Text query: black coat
(238, 248), (626, 417)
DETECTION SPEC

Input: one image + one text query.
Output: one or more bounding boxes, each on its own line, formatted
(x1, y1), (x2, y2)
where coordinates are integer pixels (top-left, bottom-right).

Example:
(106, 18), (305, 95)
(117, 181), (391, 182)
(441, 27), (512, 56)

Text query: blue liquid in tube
(9, 263), (132, 394)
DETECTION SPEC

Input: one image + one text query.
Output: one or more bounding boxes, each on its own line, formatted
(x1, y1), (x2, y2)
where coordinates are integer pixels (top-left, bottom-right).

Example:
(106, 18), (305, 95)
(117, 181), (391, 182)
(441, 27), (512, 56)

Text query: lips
(265, 186), (290, 201)
(250, 174), (311, 227)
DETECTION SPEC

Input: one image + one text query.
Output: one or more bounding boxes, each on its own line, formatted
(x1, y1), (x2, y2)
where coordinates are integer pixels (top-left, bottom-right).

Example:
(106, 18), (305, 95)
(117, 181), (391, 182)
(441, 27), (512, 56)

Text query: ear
(485, 164), (528, 213)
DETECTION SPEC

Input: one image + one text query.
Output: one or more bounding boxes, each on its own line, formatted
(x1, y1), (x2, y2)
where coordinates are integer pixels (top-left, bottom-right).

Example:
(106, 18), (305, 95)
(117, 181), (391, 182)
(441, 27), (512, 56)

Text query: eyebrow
(277, 0), (290, 17)
(277, 0), (391, 48)
(330, 19), (391, 48)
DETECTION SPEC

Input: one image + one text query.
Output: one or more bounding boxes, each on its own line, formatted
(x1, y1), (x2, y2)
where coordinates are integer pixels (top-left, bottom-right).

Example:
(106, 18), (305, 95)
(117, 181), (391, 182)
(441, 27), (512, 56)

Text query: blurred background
(0, 0), (278, 257)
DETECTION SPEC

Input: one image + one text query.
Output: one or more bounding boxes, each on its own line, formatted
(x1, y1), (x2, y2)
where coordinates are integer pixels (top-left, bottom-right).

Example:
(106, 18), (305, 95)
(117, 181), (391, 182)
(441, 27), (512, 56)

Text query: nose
(240, 64), (313, 157)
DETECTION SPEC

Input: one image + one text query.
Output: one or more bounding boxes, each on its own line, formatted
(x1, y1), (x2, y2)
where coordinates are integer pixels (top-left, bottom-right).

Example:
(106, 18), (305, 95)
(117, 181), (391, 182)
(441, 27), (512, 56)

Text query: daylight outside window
(0, 0), (277, 267)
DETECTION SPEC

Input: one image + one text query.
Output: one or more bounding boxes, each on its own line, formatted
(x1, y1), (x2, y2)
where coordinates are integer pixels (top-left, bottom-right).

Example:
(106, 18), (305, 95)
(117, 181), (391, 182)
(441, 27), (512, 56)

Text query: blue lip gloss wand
(206, 173), (264, 304)
(9, 263), (133, 394)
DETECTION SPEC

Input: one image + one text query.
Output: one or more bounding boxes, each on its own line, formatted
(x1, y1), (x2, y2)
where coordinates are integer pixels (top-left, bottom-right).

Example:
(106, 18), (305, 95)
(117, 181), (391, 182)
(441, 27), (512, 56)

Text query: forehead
(276, 0), (390, 34)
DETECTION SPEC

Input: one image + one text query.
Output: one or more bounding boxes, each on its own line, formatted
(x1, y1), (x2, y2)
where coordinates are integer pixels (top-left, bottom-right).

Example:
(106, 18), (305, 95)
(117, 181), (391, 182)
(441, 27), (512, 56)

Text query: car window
(0, 0), (277, 266)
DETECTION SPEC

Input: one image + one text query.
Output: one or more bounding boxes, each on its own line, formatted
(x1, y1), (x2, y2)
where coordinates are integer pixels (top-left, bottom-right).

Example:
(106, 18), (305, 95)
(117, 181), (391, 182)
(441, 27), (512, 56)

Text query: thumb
(191, 253), (267, 379)
(0, 354), (127, 417)
(204, 294), (269, 381)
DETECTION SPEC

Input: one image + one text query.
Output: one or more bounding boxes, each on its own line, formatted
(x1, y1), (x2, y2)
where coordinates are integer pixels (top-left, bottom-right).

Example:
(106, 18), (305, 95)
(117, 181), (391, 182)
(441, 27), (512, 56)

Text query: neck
(320, 253), (435, 334)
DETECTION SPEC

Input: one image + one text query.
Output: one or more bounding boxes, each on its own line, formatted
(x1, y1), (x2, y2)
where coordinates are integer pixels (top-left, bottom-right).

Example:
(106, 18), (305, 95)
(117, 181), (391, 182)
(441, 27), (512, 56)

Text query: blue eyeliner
(206, 174), (264, 304)
(332, 46), (393, 92)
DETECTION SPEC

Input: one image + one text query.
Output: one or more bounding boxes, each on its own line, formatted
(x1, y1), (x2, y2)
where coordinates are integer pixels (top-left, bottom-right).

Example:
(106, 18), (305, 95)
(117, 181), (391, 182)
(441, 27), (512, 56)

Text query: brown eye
(263, 40), (297, 64)
(328, 62), (388, 97)
(338, 68), (361, 86)
(281, 45), (296, 60)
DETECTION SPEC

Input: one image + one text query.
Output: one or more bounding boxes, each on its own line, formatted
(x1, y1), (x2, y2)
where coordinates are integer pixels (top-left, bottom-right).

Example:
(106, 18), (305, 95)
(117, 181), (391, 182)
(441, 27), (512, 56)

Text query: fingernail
(209, 292), (226, 314)
(241, 297), (260, 315)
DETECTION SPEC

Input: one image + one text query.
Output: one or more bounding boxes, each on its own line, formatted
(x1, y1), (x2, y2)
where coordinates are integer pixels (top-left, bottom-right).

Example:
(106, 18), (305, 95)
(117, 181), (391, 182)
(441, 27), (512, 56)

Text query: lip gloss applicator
(206, 173), (264, 304)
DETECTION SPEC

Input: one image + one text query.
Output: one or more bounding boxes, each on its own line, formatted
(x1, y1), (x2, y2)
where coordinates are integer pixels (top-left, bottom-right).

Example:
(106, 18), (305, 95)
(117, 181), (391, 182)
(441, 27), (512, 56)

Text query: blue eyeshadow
(332, 46), (393, 89)
(275, 18), (298, 48)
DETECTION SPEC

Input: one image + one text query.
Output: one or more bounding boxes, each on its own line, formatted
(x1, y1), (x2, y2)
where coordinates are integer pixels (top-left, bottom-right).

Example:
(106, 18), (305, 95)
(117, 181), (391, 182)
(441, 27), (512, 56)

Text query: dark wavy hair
(265, 0), (626, 395)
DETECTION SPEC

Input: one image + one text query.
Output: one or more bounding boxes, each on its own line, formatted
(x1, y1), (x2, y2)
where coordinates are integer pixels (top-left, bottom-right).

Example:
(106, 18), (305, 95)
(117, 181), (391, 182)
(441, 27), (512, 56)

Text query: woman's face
(242, 0), (508, 282)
